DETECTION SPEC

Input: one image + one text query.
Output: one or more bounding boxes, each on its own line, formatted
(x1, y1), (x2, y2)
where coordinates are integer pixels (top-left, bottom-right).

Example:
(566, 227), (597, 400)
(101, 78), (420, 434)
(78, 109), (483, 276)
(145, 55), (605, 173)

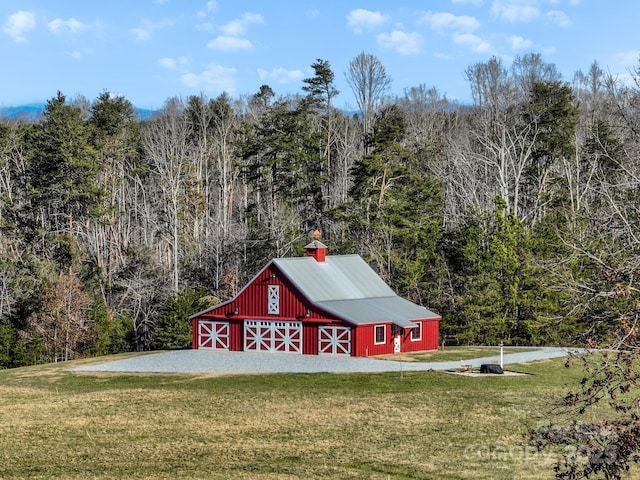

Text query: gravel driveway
(72, 347), (581, 374)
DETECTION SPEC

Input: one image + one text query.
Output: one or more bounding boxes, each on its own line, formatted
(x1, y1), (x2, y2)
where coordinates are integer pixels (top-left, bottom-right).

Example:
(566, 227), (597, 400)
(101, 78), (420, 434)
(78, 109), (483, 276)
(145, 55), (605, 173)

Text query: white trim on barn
(267, 285), (280, 314)
(197, 320), (229, 350)
(411, 321), (422, 341)
(244, 320), (302, 353)
(318, 326), (351, 355)
(374, 325), (386, 344)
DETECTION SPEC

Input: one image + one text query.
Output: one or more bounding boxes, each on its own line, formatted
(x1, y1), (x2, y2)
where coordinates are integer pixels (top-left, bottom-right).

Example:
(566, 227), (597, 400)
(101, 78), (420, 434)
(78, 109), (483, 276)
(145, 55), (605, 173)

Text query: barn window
(411, 322), (422, 341)
(374, 325), (385, 344)
(267, 285), (279, 314)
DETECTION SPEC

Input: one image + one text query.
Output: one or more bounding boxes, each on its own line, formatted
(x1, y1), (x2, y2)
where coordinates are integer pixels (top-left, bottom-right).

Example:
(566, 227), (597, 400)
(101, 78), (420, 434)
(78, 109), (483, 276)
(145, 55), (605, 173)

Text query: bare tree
(346, 51), (392, 145)
(465, 56), (512, 113)
(141, 98), (192, 292)
(28, 268), (91, 362)
(511, 52), (561, 99)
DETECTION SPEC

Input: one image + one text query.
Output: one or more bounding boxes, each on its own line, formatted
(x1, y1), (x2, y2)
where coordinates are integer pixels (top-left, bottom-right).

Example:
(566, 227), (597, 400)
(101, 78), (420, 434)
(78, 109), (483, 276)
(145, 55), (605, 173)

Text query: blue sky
(1, 0), (638, 110)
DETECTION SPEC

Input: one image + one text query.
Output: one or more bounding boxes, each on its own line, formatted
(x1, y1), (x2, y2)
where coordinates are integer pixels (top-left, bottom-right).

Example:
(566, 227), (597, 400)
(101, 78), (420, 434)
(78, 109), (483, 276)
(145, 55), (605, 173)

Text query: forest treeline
(1, 52), (639, 367)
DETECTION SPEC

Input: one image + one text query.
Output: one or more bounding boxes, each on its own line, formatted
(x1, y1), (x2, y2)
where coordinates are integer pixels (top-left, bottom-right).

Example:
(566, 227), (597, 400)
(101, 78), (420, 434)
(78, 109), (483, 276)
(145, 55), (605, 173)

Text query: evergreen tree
(29, 92), (103, 238)
(153, 287), (214, 349)
(342, 104), (443, 303)
(521, 81), (578, 223)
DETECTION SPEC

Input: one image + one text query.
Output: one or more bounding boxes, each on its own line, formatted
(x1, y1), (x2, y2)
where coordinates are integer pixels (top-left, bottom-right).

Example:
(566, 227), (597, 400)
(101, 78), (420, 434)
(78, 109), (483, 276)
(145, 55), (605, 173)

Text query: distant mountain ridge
(0, 103), (156, 121)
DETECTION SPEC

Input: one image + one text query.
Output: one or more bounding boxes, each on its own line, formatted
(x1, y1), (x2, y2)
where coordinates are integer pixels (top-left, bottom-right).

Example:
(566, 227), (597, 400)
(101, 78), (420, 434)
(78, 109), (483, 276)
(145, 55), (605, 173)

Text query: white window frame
(374, 325), (386, 345)
(410, 321), (422, 341)
(267, 285), (279, 315)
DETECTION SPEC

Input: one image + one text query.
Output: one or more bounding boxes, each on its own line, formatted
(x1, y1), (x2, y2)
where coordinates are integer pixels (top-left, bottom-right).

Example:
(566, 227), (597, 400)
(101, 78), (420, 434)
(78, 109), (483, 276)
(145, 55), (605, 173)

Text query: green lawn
(0, 352), (606, 479)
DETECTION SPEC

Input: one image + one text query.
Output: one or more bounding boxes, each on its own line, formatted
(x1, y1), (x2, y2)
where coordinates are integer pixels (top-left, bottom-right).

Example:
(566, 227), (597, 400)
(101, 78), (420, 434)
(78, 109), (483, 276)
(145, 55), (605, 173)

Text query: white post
(499, 343), (504, 368)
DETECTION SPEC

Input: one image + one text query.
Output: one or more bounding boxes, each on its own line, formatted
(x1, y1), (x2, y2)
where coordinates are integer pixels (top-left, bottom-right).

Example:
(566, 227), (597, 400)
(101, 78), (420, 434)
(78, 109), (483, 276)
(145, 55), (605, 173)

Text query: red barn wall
(228, 320), (243, 351)
(400, 319), (440, 353)
(352, 324), (388, 357)
(302, 324), (318, 355)
(352, 320), (440, 356)
(423, 319), (440, 350)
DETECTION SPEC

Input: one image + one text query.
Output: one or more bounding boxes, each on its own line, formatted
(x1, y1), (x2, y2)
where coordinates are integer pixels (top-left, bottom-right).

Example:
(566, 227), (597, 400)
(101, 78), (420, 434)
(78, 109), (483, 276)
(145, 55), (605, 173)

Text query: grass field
(0, 352), (596, 479)
(375, 345), (537, 363)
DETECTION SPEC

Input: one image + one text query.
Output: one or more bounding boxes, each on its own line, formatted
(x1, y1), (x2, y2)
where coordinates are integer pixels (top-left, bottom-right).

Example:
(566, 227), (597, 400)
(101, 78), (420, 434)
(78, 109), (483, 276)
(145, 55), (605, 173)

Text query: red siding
(352, 324), (390, 357)
(350, 319), (440, 356)
(303, 324), (318, 355)
(228, 320), (243, 351)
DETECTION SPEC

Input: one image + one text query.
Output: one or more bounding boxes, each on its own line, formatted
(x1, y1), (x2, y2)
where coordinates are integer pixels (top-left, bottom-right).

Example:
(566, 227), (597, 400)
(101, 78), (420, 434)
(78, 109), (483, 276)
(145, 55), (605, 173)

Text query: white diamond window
(268, 285), (280, 314)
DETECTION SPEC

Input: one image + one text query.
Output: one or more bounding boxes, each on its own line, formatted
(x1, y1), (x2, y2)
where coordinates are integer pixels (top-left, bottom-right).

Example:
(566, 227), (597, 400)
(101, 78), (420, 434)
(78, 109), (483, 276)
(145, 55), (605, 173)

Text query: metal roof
(317, 297), (438, 327)
(272, 255), (440, 326)
(272, 255), (393, 302)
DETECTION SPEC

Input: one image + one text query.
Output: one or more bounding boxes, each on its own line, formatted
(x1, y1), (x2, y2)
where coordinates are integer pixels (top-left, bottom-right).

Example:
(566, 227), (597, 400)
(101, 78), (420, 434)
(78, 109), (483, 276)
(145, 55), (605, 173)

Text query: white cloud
(197, 1), (217, 19)
(130, 19), (173, 42)
(2, 10), (36, 43)
(377, 30), (422, 55)
(131, 27), (150, 42)
(158, 56), (189, 70)
(220, 12), (263, 36)
(509, 34), (532, 50)
(158, 57), (176, 70)
(257, 67), (304, 84)
(347, 9), (386, 33)
(207, 35), (253, 51)
(616, 50), (640, 67)
(453, 32), (491, 52)
(181, 64), (236, 93)
(48, 18), (86, 35)
(546, 10), (570, 27)
(420, 11), (480, 32)
(491, 0), (539, 22)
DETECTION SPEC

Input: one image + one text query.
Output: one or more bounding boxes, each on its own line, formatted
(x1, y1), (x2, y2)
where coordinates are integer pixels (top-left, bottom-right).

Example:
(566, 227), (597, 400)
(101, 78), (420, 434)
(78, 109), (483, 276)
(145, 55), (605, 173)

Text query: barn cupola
(305, 229), (327, 262)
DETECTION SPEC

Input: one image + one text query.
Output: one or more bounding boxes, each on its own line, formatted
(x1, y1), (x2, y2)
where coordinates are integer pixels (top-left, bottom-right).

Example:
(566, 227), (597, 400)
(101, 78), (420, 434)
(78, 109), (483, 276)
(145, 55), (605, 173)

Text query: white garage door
(197, 320), (229, 350)
(318, 326), (351, 355)
(244, 320), (302, 354)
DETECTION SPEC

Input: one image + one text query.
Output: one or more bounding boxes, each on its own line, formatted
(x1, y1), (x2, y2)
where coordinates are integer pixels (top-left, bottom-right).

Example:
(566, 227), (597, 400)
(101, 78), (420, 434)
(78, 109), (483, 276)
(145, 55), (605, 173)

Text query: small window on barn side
(374, 325), (385, 344)
(411, 322), (422, 341)
(268, 285), (279, 314)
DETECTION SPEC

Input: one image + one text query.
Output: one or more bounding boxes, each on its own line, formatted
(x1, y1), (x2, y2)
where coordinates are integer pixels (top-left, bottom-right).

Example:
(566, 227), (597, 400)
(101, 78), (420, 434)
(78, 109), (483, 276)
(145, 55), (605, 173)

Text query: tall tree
(511, 53), (561, 100)
(87, 91), (141, 296)
(521, 80), (578, 223)
(141, 98), (192, 292)
(345, 104), (443, 297)
(27, 92), (102, 264)
(346, 51), (392, 145)
(302, 58), (339, 205)
(240, 96), (325, 262)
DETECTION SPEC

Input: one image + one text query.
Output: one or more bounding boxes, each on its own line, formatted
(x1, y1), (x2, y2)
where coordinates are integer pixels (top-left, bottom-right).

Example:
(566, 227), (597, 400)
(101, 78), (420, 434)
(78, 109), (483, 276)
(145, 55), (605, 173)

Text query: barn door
(318, 326), (351, 355)
(197, 321), (229, 350)
(244, 321), (302, 354)
(394, 335), (401, 353)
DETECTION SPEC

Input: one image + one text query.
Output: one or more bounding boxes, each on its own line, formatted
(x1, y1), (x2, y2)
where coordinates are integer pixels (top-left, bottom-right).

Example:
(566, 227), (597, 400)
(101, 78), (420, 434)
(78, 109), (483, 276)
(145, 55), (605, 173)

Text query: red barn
(191, 240), (440, 356)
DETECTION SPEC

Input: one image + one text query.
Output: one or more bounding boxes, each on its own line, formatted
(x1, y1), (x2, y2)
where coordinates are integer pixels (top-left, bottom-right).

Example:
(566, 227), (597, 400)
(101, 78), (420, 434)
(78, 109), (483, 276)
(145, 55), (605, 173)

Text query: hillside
(0, 102), (156, 121)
